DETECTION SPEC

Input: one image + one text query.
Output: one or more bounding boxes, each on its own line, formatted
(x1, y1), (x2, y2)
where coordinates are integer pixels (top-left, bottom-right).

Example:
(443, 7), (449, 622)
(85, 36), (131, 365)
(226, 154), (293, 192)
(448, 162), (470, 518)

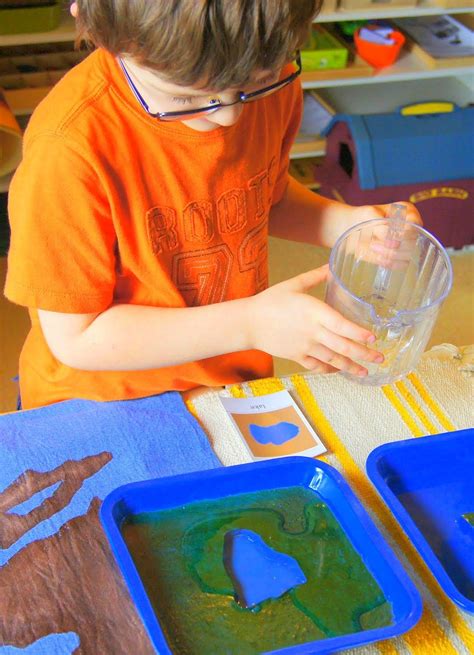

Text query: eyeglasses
(118, 53), (302, 121)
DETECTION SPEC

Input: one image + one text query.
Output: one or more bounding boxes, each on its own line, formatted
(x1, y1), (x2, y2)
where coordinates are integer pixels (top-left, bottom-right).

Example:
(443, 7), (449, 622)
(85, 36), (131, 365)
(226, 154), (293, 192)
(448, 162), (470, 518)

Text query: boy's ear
(70, 2), (78, 18)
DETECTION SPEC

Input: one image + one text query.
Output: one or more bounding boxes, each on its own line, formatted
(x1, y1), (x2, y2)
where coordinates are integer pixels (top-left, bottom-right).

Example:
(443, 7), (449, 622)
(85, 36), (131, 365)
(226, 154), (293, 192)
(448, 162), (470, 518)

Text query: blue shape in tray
(249, 422), (299, 445)
(101, 457), (422, 654)
(367, 427), (474, 613)
(223, 528), (307, 608)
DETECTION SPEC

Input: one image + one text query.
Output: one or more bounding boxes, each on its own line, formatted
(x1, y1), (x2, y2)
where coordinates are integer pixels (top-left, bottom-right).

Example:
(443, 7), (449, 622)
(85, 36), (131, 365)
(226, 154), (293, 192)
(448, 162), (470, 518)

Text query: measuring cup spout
(373, 203), (408, 296)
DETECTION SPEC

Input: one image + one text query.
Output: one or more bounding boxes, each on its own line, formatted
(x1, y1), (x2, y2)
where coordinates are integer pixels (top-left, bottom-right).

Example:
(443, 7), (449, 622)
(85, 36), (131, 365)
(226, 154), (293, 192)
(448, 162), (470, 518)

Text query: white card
(220, 390), (327, 461)
(359, 28), (395, 46)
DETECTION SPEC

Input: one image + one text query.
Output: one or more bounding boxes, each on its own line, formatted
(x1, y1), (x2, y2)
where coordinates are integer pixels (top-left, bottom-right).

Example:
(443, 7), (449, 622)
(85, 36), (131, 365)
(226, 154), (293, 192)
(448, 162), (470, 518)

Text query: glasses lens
(158, 105), (221, 121)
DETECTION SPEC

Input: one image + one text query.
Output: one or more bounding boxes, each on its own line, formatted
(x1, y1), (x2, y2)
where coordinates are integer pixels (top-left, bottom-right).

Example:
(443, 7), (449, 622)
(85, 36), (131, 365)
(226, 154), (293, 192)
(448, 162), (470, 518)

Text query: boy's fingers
(307, 344), (368, 377)
(377, 201), (422, 227)
(292, 265), (329, 292)
(318, 327), (384, 364)
(320, 305), (375, 344)
(300, 356), (338, 374)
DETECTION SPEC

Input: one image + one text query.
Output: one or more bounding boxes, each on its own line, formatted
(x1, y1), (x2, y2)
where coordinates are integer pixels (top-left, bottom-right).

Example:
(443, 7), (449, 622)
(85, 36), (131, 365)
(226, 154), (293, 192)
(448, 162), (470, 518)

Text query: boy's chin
(181, 118), (223, 132)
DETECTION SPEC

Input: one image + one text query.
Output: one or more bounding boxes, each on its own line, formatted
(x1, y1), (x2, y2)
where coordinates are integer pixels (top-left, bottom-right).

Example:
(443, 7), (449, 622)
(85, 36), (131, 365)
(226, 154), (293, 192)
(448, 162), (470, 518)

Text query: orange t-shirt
(5, 49), (302, 409)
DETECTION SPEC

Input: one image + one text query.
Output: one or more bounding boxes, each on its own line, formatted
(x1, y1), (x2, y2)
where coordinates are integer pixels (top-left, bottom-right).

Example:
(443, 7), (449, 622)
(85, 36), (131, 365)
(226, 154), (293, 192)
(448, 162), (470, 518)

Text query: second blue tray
(367, 428), (474, 613)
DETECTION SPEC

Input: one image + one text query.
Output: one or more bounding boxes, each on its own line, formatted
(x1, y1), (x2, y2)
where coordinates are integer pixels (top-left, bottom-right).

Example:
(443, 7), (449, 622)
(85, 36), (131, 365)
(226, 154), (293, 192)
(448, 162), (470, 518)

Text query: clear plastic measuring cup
(325, 209), (453, 385)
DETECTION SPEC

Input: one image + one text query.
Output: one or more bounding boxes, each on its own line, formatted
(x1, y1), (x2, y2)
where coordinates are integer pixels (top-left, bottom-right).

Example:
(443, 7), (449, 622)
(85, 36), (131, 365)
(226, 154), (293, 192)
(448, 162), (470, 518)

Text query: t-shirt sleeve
(5, 134), (117, 313)
(272, 77), (303, 205)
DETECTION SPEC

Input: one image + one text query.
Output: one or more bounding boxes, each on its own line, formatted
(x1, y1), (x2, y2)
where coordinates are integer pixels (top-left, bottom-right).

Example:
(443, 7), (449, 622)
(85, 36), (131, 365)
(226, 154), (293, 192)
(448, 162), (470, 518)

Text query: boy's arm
(38, 265), (383, 376)
(269, 176), (422, 248)
(38, 299), (252, 371)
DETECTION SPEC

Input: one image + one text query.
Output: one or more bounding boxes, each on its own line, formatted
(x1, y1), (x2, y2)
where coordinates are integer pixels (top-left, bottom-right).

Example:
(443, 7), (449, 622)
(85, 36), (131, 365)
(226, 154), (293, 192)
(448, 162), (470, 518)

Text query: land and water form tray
(101, 457), (421, 654)
(367, 428), (474, 613)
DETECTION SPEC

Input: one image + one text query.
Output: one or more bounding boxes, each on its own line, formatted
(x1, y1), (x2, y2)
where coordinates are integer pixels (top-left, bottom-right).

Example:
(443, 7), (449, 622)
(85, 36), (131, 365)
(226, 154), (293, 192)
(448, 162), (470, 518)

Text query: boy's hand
(340, 201), (422, 270)
(344, 201), (422, 233)
(247, 265), (383, 376)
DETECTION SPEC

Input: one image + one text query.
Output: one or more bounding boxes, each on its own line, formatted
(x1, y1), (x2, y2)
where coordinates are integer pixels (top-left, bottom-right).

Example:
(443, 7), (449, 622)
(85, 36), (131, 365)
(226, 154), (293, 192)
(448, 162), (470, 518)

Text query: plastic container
(0, 1), (62, 35)
(354, 27), (405, 68)
(301, 25), (349, 71)
(101, 457), (422, 654)
(325, 214), (453, 385)
(367, 428), (474, 613)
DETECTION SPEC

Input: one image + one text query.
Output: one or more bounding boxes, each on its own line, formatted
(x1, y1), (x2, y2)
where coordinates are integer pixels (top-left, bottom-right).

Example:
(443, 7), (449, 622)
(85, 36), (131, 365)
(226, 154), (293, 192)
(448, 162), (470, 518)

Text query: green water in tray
(122, 486), (393, 655)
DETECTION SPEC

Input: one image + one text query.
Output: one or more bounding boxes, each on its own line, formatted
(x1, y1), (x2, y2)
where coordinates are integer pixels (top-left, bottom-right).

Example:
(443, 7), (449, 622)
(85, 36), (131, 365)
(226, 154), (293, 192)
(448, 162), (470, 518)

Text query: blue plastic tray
(101, 456), (421, 654)
(367, 428), (474, 613)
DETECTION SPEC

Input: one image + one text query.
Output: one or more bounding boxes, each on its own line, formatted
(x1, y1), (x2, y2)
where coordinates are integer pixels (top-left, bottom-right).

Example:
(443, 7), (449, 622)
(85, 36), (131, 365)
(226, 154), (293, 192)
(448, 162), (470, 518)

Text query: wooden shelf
(291, 139), (326, 159)
(289, 157), (322, 188)
(318, 75), (474, 113)
(302, 50), (375, 82)
(302, 48), (474, 88)
(4, 85), (52, 116)
(0, 13), (76, 47)
(317, 1), (473, 22)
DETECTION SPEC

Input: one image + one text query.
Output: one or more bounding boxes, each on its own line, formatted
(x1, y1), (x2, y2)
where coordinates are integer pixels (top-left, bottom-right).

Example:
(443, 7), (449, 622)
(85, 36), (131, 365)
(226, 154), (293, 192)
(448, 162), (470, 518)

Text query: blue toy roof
(323, 107), (474, 190)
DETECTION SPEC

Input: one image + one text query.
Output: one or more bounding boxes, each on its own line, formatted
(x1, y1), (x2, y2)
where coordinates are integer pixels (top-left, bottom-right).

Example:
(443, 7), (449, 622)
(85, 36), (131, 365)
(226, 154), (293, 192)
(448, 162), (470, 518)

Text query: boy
(5, 1), (420, 409)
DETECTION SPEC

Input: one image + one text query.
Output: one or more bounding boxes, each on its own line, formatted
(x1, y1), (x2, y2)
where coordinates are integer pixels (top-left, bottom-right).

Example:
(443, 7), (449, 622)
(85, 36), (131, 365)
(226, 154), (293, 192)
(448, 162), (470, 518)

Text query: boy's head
(75, 0), (321, 90)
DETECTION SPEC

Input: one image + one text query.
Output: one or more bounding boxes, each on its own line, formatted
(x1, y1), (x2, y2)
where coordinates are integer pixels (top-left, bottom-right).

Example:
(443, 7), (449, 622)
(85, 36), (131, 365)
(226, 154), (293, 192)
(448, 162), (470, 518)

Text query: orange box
(354, 28), (405, 68)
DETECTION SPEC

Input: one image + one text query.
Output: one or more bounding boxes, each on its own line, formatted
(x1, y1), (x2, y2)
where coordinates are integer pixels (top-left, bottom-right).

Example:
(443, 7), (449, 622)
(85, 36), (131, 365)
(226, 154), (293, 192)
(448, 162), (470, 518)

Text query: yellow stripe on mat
(289, 374), (473, 655)
(395, 380), (438, 435)
(184, 398), (199, 419)
(228, 384), (247, 398)
(381, 385), (425, 437)
(247, 377), (286, 395)
(407, 372), (456, 432)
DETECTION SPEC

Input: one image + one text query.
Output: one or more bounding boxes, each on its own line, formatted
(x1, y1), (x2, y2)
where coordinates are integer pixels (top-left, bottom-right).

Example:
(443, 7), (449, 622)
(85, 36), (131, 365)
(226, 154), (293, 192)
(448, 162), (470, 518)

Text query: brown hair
(76, 0), (321, 89)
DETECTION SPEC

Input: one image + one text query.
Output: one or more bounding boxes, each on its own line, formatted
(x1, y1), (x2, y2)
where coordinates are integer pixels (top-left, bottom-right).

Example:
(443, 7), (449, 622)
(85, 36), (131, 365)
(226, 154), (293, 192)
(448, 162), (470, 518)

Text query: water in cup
(325, 212), (453, 385)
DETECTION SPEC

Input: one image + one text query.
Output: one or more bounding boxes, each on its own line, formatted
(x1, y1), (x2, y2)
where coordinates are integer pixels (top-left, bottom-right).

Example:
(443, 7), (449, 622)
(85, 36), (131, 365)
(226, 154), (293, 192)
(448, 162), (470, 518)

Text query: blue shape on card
(249, 422), (299, 445)
(223, 528), (307, 608)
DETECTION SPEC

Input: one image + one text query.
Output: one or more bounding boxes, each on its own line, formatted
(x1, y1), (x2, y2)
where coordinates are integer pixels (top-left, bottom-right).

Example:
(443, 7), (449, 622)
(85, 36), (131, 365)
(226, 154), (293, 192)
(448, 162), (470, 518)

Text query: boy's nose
(207, 103), (244, 126)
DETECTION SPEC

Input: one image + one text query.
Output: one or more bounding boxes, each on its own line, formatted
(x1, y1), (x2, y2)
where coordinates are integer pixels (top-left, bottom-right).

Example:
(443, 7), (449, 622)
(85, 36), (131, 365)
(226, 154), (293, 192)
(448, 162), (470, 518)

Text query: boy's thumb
(291, 264), (329, 292)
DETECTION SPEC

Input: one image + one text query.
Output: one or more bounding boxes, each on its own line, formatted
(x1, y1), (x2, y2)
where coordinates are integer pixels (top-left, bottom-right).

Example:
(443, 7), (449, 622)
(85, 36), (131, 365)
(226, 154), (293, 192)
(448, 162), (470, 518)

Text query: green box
(0, 2), (62, 35)
(301, 26), (349, 71)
